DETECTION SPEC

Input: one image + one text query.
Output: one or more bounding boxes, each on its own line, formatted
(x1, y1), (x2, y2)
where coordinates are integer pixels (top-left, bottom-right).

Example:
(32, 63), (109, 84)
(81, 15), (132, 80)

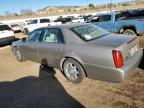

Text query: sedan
(12, 23), (143, 83)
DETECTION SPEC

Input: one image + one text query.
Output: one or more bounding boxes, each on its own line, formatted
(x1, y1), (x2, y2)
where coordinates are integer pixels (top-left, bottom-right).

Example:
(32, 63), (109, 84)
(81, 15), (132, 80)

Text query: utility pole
(110, 0), (112, 13)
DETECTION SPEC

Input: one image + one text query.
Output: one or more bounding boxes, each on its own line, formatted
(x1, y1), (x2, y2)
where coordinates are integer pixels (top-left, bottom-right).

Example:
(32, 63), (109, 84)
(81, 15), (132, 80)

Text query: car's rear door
(21, 29), (43, 62)
(37, 28), (65, 68)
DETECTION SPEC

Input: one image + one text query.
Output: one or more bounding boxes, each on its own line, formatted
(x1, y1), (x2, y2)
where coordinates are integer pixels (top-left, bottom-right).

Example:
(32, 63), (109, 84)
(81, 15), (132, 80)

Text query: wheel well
(61, 57), (88, 77)
(120, 26), (137, 34)
(12, 46), (17, 53)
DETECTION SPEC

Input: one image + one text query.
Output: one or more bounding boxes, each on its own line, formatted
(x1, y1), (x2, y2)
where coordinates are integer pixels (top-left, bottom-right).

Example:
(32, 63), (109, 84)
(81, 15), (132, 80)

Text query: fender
(60, 53), (84, 71)
(119, 25), (137, 33)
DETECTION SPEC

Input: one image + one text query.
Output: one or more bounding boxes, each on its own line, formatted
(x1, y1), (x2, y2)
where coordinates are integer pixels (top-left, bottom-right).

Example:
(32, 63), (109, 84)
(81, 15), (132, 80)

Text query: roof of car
(42, 23), (90, 29)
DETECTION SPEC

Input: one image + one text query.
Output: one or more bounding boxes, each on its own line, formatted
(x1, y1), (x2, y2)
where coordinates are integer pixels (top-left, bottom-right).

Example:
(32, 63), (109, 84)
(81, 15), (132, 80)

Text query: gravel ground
(0, 33), (144, 108)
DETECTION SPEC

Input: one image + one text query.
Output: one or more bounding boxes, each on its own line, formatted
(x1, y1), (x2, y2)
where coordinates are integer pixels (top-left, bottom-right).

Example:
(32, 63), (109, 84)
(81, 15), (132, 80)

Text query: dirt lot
(0, 33), (144, 108)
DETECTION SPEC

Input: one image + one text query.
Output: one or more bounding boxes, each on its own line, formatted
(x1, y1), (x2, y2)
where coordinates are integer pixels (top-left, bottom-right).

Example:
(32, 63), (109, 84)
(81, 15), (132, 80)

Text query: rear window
(71, 24), (110, 41)
(100, 15), (111, 21)
(0, 25), (11, 31)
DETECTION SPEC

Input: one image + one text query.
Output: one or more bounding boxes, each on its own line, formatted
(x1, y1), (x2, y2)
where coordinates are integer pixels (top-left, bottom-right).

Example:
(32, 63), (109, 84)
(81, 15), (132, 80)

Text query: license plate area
(129, 45), (138, 57)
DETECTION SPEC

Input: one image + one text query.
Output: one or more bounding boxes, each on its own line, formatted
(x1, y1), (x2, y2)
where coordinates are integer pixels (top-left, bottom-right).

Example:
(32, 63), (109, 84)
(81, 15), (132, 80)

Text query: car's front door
(21, 29), (43, 62)
(37, 28), (65, 68)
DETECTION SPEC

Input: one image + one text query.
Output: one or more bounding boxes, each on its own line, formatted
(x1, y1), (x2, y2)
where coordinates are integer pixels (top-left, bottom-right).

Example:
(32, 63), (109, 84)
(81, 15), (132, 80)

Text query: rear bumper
(0, 36), (15, 44)
(120, 49), (143, 81)
(85, 49), (143, 83)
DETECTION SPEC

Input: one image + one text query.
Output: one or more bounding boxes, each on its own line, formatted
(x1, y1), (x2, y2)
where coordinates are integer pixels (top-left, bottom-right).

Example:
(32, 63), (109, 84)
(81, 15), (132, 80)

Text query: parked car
(12, 23), (143, 83)
(90, 12), (144, 36)
(0, 24), (15, 45)
(8, 23), (22, 33)
(23, 18), (62, 34)
(54, 16), (72, 24)
(72, 17), (85, 23)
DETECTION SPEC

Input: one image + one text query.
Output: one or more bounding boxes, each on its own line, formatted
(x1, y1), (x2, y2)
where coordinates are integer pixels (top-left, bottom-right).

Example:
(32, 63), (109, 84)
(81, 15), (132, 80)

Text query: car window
(0, 25), (11, 31)
(27, 29), (43, 42)
(40, 19), (50, 23)
(71, 24), (110, 41)
(29, 19), (38, 24)
(42, 28), (64, 43)
(99, 15), (111, 22)
(115, 13), (126, 21)
(134, 10), (144, 17)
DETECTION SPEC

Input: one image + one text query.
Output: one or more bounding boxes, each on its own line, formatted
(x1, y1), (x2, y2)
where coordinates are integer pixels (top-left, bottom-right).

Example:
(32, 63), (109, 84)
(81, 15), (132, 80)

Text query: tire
(122, 29), (137, 36)
(14, 48), (23, 62)
(63, 58), (86, 83)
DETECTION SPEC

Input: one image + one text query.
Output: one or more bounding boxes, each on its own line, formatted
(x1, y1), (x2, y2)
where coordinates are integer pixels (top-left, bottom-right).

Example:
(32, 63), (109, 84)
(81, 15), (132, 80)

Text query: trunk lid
(88, 34), (135, 47)
(89, 34), (139, 65)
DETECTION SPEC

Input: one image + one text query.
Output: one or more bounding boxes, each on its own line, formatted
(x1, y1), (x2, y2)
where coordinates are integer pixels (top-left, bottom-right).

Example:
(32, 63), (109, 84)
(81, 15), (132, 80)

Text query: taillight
(112, 50), (124, 68)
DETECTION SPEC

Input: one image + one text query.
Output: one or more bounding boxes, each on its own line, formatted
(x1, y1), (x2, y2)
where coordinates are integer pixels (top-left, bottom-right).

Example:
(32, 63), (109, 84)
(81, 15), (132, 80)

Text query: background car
(0, 24), (15, 45)
(8, 23), (22, 33)
(12, 23), (142, 83)
(23, 18), (62, 35)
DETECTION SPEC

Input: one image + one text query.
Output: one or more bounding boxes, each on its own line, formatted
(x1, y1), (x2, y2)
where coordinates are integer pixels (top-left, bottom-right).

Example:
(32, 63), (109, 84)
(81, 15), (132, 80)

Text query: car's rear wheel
(122, 29), (136, 36)
(15, 48), (23, 62)
(63, 58), (86, 83)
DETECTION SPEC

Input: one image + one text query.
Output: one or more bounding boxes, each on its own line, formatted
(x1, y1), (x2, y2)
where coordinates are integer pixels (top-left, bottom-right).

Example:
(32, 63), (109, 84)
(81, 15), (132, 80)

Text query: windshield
(71, 24), (110, 41)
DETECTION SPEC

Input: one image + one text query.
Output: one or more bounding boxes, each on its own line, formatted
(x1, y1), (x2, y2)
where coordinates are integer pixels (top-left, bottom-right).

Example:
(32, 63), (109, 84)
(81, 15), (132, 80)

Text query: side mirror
(21, 37), (26, 42)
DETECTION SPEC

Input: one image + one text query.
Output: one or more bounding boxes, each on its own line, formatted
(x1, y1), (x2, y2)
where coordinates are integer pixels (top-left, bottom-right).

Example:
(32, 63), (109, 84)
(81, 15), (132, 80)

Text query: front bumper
(85, 49), (143, 83)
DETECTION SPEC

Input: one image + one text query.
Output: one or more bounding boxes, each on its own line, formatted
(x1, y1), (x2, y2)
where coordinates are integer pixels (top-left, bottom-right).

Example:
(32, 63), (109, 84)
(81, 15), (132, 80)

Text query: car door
(93, 15), (113, 32)
(37, 28), (65, 68)
(21, 29), (43, 62)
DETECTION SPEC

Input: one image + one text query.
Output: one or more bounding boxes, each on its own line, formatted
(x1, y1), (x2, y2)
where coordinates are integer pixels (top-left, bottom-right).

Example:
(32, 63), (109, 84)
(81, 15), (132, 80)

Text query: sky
(0, 0), (132, 15)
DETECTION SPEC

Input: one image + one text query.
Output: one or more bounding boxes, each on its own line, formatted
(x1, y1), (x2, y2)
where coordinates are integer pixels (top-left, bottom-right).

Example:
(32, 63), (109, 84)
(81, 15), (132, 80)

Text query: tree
(88, 3), (95, 9)
(20, 9), (33, 15)
(4, 11), (12, 16)
(14, 13), (19, 16)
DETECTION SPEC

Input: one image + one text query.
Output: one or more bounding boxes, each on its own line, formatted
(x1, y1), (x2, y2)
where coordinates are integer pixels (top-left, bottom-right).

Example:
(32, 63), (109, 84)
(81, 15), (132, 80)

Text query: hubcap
(65, 63), (79, 80)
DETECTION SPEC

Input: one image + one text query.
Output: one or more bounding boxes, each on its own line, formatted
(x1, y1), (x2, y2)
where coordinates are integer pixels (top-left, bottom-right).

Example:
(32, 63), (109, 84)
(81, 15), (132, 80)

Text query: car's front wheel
(14, 48), (23, 62)
(63, 58), (86, 83)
